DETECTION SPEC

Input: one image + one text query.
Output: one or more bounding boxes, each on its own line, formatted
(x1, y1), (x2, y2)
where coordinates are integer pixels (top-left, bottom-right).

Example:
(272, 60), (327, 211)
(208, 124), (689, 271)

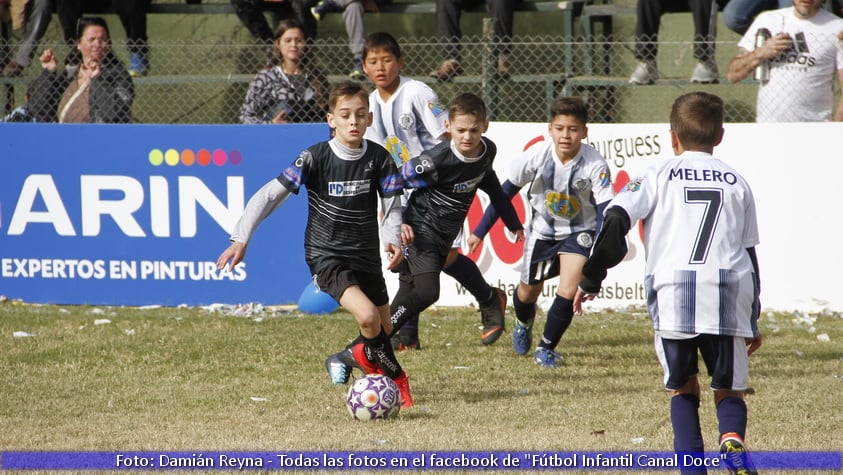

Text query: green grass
(1, 300), (841, 474)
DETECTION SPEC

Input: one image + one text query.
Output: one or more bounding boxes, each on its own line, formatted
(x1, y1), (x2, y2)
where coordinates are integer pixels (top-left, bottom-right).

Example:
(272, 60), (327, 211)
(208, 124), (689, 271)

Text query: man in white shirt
(727, 0), (843, 121)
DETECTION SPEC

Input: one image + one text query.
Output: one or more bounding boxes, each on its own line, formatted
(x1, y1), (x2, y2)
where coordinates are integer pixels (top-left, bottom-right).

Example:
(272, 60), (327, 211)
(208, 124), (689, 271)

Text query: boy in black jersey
(216, 81), (415, 408)
(325, 93), (524, 387)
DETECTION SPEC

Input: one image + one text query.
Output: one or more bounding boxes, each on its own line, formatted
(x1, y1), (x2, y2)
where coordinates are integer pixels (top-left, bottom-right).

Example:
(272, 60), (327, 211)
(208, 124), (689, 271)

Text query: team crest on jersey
(625, 178), (643, 192)
(598, 170), (612, 187)
(384, 136), (412, 166)
(328, 179), (371, 197)
(573, 178), (590, 192)
(428, 101), (446, 117)
(576, 232), (593, 248)
(545, 191), (581, 219)
(398, 114), (415, 130)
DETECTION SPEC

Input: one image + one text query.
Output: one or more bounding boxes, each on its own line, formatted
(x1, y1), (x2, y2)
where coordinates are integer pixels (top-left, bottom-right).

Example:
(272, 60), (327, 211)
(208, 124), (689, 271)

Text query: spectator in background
(29, 17), (134, 123)
(722, 0), (790, 35)
(629, 0), (725, 85)
(240, 19), (329, 123)
(429, 0), (516, 81)
(230, 0), (316, 51)
(726, 0), (843, 121)
(2, 84), (36, 121)
(57, 0), (151, 77)
(1, 0), (53, 77)
(309, 0), (378, 79)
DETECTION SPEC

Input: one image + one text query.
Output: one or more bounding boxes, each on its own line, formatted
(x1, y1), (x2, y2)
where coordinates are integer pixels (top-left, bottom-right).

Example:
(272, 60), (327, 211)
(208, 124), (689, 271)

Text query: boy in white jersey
(216, 82), (414, 409)
(574, 92), (762, 475)
(469, 97), (615, 368)
(361, 32), (510, 349)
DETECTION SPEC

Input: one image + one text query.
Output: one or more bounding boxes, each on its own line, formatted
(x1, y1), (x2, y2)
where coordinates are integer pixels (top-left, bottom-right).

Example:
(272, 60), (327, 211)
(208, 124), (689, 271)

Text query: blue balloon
(297, 281), (339, 314)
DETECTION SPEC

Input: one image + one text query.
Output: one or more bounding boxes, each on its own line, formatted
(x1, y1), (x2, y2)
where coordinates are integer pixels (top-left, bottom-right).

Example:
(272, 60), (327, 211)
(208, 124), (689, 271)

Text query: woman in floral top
(239, 19), (329, 124)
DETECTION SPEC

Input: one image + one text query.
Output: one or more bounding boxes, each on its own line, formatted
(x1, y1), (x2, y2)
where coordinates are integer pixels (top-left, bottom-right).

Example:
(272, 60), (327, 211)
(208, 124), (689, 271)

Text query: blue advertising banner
(0, 123), (330, 306)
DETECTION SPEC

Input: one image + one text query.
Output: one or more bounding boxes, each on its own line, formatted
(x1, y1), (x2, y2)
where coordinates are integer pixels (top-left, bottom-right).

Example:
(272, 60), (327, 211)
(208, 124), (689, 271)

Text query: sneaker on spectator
(720, 432), (758, 475)
(480, 287), (506, 345)
(512, 318), (533, 355)
(690, 59), (719, 84)
(310, 0), (341, 21)
(393, 372), (414, 408)
(129, 53), (149, 77)
(534, 347), (562, 368)
(429, 59), (463, 82)
(628, 60), (657, 85)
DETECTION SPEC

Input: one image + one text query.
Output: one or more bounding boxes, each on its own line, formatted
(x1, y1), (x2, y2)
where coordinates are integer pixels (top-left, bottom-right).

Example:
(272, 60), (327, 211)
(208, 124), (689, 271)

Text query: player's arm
(400, 152), (437, 189)
(470, 179), (522, 240)
(479, 170), (524, 236)
(573, 206), (632, 314)
(746, 246), (763, 354)
(380, 193), (405, 270)
(217, 178), (292, 270)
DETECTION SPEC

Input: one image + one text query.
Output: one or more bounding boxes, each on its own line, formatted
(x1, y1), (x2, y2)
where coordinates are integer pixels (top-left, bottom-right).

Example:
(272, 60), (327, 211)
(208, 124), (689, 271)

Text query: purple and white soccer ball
(346, 374), (401, 421)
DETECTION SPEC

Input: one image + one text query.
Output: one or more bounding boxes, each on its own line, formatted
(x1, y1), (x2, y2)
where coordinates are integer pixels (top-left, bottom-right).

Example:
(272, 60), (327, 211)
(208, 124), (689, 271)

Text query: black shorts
(521, 232), (593, 284)
(313, 265), (390, 307)
(655, 333), (749, 391)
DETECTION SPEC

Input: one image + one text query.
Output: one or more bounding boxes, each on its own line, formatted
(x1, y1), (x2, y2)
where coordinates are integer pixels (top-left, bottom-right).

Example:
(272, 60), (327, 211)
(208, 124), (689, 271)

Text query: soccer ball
(346, 374), (401, 421)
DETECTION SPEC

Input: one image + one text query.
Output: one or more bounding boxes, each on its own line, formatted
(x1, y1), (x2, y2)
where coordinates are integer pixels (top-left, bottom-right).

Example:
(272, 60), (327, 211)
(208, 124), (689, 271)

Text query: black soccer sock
(443, 253), (494, 305)
(512, 290), (536, 325)
(361, 328), (402, 379)
(671, 393), (705, 474)
(716, 396), (748, 439)
(538, 295), (574, 350)
(389, 271), (440, 336)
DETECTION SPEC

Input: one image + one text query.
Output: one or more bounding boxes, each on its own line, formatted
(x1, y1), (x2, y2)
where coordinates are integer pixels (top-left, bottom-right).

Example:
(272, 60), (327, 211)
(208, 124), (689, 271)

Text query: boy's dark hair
(550, 96), (588, 124)
(328, 81), (370, 111)
(670, 92), (724, 149)
(362, 32), (402, 61)
(449, 93), (487, 123)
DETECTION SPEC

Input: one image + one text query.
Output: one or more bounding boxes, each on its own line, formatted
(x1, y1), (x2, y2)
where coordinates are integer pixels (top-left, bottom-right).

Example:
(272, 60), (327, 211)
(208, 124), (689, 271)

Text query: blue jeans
(722, 0), (790, 35)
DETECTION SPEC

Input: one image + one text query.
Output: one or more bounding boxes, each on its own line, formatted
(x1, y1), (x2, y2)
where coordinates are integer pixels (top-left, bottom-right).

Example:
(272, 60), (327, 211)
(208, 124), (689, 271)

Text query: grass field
(1, 299), (841, 474)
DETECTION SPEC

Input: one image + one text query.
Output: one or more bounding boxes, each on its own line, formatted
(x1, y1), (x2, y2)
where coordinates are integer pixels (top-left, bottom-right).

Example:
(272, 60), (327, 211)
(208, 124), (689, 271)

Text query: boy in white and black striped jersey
(574, 92), (762, 475)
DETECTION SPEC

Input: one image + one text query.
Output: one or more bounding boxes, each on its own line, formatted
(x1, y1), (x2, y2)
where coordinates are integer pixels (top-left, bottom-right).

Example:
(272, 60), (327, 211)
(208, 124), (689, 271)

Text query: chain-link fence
(1, 33), (839, 123)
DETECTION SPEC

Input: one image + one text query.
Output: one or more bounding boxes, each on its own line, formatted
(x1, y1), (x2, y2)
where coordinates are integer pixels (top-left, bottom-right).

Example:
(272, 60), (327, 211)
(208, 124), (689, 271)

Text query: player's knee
(714, 389), (744, 406)
(355, 309), (382, 334)
(670, 376), (701, 398)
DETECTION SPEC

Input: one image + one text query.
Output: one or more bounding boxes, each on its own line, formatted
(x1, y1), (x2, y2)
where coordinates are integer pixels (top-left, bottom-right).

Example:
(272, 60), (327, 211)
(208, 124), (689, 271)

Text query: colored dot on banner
(181, 149), (195, 166)
(165, 149), (180, 166)
(197, 149), (211, 166)
(148, 149), (164, 166)
(212, 149), (227, 166)
(229, 150), (243, 165)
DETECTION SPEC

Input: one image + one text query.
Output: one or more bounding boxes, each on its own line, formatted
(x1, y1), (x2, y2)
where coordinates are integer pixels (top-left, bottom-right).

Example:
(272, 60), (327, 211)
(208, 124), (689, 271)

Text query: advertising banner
(2, 122), (840, 312)
(1, 123), (328, 306)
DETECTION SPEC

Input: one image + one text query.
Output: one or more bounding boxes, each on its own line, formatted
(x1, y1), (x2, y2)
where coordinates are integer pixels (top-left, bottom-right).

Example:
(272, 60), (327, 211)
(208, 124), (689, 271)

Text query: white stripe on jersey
(611, 151), (760, 337)
(364, 76), (447, 159)
(507, 141), (614, 241)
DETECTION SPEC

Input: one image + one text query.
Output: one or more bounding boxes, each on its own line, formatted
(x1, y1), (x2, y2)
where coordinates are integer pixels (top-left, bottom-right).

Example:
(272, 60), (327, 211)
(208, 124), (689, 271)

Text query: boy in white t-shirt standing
(574, 92), (762, 475)
(360, 32), (510, 349)
(727, 0), (843, 122)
